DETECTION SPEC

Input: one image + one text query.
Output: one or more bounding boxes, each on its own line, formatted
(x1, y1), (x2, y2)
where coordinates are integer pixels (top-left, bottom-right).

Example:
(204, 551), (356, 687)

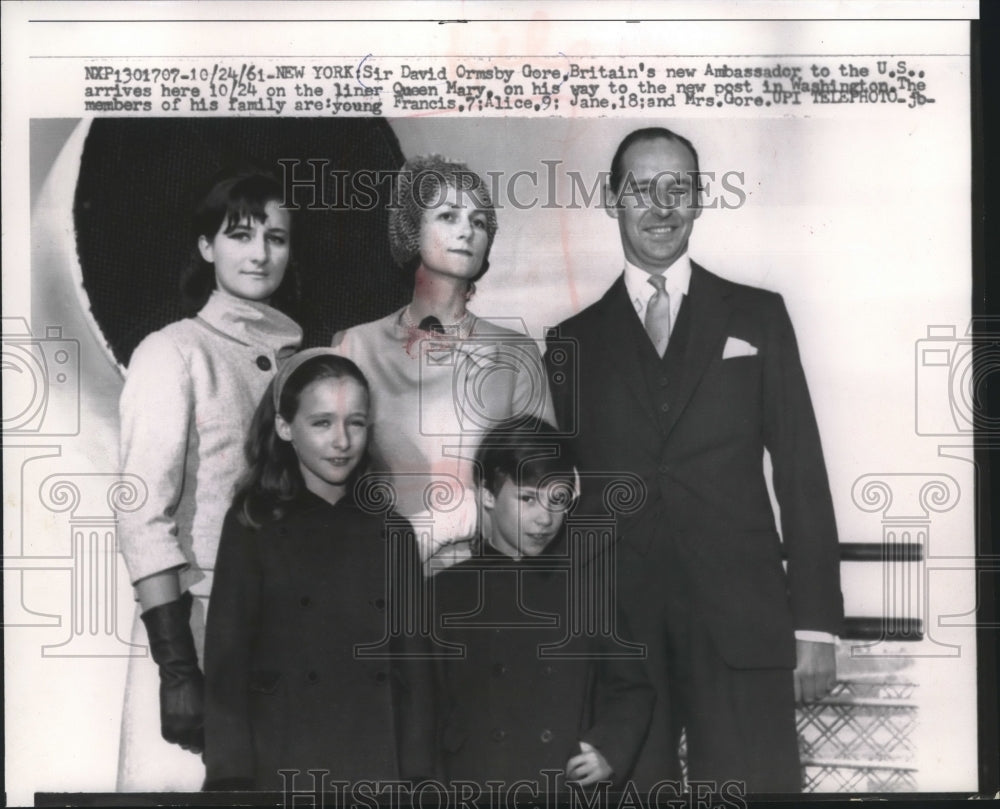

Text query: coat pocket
(248, 670), (281, 695)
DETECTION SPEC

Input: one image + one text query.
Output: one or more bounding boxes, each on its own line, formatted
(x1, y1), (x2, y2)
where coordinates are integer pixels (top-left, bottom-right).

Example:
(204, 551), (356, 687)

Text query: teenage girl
(117, 167), (302, 790)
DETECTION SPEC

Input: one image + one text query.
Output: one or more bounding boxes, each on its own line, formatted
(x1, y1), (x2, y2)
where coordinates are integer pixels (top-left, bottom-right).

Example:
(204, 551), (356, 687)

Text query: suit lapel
(660, 263), (732, 442)
(596, 277), (661, 430)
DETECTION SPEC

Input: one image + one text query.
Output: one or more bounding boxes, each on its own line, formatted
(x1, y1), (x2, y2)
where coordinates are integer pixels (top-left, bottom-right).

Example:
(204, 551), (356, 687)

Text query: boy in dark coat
(431, 419), (655, 794)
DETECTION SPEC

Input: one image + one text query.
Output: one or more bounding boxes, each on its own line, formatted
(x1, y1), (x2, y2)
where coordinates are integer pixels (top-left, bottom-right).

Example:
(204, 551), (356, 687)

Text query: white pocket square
(722, 336), (758, 359)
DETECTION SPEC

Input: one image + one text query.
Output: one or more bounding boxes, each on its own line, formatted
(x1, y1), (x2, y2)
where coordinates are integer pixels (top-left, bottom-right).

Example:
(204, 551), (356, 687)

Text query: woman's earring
(465, 282), (477, 302)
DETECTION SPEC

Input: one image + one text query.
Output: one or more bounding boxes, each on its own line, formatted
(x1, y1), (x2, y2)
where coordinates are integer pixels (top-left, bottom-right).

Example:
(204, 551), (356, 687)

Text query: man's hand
(565, 741), (612, 786)
(793, 639), (836, 703)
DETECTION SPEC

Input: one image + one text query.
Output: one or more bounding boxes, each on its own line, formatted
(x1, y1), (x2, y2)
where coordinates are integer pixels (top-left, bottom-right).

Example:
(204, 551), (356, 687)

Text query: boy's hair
(474, 418), (578, 495)
(232, 352), (371, 528)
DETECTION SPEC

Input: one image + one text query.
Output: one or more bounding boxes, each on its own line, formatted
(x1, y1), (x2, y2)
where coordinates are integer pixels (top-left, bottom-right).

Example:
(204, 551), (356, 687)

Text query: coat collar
(197, 289), (302, 358)
(284, 486), (361, 516)
(477, 529), (569, 571)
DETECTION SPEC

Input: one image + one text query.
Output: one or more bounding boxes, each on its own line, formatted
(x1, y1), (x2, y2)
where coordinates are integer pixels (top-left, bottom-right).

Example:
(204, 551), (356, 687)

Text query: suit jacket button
(300, 596), (311, 607)
(256, 355), (272, 371)
(307, 670), (319, 683)
(659, 464), (670, 475)
(540, 729), (553, 743)
(492, 728), (506, 742)
(492, 662), (508, 677)
(660, 402), (670, 413)
(371, 597), (386, 611)
(374, 671), (388, 685)
(541, 665), (554, 677)
(659, 376), (669, 387)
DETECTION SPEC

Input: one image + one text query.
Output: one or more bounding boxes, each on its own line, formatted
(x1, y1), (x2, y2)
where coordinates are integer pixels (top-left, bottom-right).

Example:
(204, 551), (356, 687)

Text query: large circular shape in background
(73, 117), (408, 365)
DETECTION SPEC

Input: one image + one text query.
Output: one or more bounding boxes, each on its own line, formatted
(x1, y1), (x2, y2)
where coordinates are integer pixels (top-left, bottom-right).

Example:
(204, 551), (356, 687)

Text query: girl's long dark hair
(232, 354), (371, 528)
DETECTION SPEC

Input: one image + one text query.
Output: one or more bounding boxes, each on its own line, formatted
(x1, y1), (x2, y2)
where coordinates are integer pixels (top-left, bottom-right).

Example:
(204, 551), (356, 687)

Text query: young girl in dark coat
(203, 349), (434, 790)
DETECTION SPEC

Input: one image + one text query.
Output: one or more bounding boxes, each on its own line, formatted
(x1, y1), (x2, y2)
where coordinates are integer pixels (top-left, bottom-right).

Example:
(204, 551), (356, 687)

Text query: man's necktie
(644, 274), (671, 357)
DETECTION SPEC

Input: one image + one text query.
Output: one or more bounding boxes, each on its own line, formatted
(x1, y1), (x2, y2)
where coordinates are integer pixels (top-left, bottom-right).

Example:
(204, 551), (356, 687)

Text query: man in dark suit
(545, 127), (844, 793)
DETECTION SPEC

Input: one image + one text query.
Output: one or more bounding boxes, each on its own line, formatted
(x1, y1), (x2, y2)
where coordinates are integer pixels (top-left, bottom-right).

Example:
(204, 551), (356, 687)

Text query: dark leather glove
(140, 590), (205, 753)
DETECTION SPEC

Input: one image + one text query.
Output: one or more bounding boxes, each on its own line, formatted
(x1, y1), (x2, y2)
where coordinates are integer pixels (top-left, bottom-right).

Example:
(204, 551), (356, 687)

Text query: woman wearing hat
(331, 155), (554, 570)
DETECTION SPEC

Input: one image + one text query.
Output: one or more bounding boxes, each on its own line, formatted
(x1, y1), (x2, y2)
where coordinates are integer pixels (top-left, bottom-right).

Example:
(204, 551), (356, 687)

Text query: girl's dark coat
(204, 491), (434, 789)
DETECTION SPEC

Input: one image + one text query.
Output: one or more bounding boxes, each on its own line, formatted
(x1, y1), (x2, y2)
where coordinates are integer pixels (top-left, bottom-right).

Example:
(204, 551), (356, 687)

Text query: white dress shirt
(623, 253), (692, 341)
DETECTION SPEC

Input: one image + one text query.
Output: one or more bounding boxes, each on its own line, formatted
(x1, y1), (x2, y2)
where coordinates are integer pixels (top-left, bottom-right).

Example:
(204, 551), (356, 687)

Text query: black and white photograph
(2, 2), (995, 806)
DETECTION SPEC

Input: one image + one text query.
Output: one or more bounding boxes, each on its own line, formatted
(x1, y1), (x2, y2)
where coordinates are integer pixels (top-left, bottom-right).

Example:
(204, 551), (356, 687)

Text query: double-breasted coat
(204, 491), (435, 789)
(431, 539), (655, 790)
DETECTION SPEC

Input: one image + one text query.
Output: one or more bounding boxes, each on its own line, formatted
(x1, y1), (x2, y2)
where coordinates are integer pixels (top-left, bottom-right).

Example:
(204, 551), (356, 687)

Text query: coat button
(541, 665), (554, 677)
(659, 464), (670, 475)
(659, 376), (669, 387)
(256, 355), (272, 371)
(374, 671), (388, 685)
(660, 402), (670, 413)
(540, 729), (554, 743)
(306, 670), (319, 683)
(371, 597), (386, 611)
(492, 662), (508, 677)
(492, 728), (506, 742)
(300, 596), (311, 607)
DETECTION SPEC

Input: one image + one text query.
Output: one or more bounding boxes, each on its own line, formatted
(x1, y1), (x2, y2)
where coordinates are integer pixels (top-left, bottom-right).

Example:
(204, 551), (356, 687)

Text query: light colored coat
(118, 289), (302, 594)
